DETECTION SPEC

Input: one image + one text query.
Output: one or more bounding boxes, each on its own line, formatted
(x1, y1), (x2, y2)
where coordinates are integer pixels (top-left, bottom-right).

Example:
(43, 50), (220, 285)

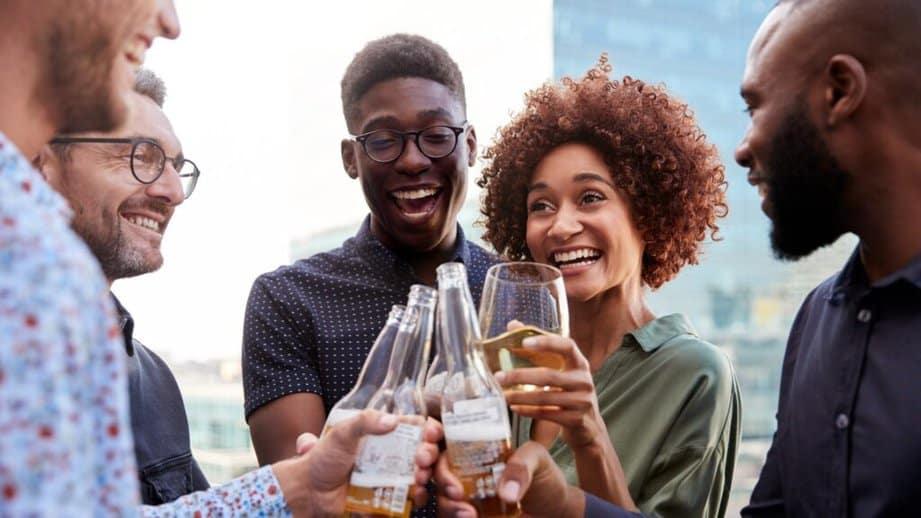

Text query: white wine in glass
(478, 262), (570, 392)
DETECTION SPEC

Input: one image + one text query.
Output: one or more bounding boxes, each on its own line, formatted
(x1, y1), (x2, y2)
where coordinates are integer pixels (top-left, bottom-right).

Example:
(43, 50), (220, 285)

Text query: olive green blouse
(517, 313), (741, 518)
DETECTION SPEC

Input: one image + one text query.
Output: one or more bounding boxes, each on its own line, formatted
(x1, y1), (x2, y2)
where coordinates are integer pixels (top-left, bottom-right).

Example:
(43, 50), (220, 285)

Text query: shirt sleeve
(242, 273), (322, 419)
(637, 346), (742, 518)
(584, 493), (646, 518)
(140, 465), (290, 517)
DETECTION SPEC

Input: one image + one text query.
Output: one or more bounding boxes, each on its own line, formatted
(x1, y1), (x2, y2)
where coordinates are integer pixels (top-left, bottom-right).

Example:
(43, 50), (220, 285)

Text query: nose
(547, 204), (582, 242)
(734, 130), (753, 169)
(155, 0), (181, 40)
(393, 136), (431, 176)
(146, 162), (185, 206)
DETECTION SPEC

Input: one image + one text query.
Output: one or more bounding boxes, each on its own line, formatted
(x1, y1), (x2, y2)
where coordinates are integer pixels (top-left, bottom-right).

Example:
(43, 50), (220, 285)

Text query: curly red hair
(479, 55), (728, 289)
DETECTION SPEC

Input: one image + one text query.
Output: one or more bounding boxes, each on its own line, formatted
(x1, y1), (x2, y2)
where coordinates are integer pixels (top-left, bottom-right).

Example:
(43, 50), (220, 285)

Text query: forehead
(354, 77), (464, 131)
(118, 92), (181, 153)
(532, 142), (609, 182)
(741, 3), (807, 97)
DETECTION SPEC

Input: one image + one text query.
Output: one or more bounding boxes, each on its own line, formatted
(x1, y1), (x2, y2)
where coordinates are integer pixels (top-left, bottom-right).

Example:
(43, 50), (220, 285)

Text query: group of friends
(1, 0), (919, 516)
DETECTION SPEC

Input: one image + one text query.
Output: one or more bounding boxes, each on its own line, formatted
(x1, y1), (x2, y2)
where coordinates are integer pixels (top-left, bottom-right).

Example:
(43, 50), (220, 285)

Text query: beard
(763, 100), (851, 261)
(72, 203), (167, 281)
(36, 7), (127, 134)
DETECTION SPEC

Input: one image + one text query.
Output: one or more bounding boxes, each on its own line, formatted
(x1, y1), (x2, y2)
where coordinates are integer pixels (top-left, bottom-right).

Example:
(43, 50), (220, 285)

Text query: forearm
(571, 431), (636, 511)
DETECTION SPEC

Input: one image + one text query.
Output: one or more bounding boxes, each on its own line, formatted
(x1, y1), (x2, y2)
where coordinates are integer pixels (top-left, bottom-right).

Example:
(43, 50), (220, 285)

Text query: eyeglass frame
(350, 122), (469, 163)
(49, 136), (200, 199)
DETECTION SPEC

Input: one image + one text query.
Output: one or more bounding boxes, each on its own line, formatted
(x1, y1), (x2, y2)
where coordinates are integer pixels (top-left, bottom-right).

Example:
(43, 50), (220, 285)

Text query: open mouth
(391, 186), (442, 216)
(122, 213), (162, 234)
(552, 248), (602, 270)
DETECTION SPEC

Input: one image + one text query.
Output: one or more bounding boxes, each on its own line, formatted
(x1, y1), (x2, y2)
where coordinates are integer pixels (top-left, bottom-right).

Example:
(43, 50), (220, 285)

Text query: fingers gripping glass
(351, 123), (467, 163)
(50, 137), (200, 199)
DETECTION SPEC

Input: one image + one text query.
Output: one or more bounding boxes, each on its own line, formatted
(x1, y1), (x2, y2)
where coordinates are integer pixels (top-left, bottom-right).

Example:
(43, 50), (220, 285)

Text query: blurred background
(122, 1), (857, 513)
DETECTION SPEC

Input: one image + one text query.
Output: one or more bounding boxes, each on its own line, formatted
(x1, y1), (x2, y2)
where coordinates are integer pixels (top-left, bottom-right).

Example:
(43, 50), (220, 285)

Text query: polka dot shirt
(243, 216), (497, 419)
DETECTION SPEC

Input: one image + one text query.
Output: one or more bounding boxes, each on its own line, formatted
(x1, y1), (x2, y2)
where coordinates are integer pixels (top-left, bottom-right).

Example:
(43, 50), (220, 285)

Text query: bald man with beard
(735, 0), (921, 516)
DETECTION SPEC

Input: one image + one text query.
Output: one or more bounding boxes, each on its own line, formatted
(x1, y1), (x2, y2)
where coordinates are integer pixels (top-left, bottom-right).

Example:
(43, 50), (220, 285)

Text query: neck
(371, 218), (459, 286)
(0, 19), (57, 158)
(848, 140), (921, 282)
(568, 274), (655, 372)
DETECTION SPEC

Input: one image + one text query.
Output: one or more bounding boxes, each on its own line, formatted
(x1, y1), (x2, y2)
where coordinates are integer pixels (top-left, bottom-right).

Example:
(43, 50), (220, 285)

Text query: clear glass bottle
(345, 285), (436, 518)
(423, 324), (448, 418)
(437, 262), (520, 518)
(322, 304), (405, 435)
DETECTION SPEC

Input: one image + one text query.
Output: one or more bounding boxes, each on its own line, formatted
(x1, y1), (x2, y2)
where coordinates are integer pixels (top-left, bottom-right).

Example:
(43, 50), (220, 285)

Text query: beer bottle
(437, 263), (520, 518)
(323, 304), (405, 435)
(344, 285), (436, 518)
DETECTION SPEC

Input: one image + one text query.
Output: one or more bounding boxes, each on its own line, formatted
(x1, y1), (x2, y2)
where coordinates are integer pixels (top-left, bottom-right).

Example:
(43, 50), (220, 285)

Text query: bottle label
(349, 422), (422, 488)
(443, 396), (509, 442)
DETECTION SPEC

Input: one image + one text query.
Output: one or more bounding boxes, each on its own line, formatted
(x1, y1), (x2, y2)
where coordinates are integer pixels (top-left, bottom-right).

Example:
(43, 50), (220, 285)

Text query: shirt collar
(0, 132), (72, 219)
(624, 313), (698, 353)
(353, 214), (474, 270)
(109, 294), (135, 356)
(829, 243), (921, 303)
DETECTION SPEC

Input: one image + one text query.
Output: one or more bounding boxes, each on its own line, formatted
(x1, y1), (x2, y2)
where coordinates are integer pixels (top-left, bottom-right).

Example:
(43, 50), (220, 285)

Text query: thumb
(327, 409), (398, 455)
(498, 441), (544, 503)
(295, 432), (319, 456)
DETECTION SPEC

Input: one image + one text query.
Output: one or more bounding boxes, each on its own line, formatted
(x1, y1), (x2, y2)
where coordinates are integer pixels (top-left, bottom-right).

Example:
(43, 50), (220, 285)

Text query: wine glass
(477, 262), (569, 443)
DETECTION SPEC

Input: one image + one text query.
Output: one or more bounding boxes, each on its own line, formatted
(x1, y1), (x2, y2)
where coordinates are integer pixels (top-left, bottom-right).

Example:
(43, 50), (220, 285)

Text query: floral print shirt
(0, 132), (290, 516)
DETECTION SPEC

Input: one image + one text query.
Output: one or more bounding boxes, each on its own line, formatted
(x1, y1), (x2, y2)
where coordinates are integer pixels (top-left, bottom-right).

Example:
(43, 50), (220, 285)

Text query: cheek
(524, 216), (544, 259)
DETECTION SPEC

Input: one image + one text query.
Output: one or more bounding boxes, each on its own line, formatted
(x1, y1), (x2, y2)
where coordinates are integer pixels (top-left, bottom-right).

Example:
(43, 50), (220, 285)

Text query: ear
(341, 138), (358, 180)
(823, 54), (867, 127)
(464, 124), (478, 168)
(32, 145), (59, 184)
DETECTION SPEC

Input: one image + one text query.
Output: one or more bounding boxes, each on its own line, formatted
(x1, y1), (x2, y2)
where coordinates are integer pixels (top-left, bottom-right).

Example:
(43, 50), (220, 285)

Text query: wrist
(272, 457), (313, 513)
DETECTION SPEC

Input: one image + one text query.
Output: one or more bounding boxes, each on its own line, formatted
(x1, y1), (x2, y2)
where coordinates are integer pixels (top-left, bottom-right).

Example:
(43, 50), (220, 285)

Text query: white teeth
(393, 188), (438, 200)
(126, 215), (160, 232)
(553, 248), (601, 264)
(559, 259), (597, 270)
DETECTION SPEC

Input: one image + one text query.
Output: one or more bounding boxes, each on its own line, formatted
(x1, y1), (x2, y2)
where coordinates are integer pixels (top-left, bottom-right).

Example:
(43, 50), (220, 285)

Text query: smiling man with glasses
(33, 68), (211, 505)
(242, 36), (500, 511)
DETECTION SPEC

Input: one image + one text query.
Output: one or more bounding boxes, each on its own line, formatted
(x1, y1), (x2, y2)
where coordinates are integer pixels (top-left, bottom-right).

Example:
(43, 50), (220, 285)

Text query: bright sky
(117, 0), (553, 362)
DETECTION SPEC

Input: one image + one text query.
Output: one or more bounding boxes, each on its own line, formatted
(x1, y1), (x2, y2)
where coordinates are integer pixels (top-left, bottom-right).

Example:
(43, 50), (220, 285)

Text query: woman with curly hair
(478, 56), (741, 517)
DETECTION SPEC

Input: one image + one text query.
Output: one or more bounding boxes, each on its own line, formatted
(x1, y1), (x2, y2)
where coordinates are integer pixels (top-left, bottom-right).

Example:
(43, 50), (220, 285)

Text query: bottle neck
(381, 298), (435, 391)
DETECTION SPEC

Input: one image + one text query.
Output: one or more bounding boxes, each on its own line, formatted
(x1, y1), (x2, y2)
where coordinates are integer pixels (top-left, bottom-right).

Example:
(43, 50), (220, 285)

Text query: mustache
(121, 199), (172, 217)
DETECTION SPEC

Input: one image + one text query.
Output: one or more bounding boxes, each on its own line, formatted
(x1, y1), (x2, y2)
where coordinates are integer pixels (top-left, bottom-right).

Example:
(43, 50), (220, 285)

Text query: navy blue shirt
(113, 296), (210, 505)
(242, 217), (497, 417)
(743, 247), (921, 517)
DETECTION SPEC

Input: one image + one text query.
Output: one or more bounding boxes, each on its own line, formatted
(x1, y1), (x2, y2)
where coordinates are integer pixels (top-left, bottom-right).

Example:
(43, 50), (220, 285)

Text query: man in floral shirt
(1, 1), (441, 515)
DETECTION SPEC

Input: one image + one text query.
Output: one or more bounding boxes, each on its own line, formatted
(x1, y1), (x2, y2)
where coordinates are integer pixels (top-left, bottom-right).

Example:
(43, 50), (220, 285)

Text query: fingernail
(522, 337), (537, 347)
(457, 510), (476, 518)
(500, 480), (521, 501)
(494, 371), (507, 383)
(380, 414), (397, 426)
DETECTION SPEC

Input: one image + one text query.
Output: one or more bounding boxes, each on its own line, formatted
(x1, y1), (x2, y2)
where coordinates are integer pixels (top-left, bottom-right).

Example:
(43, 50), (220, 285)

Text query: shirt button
(857, 309), (872, 323)
(836, 413), (850, 430)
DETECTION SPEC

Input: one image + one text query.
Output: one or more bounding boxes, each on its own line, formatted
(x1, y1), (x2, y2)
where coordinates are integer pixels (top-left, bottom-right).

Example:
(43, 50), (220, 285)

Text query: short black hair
(340, 33), (466, 132)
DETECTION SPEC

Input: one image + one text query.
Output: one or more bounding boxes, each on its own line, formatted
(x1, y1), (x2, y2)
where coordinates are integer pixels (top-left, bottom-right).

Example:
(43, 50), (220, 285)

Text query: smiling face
(43, 93), (185, 282)
(525, 142), (645, 302)
(39, 0), (180, 134)
(341, 77), (476, 253)
(735, 3), (852, 260)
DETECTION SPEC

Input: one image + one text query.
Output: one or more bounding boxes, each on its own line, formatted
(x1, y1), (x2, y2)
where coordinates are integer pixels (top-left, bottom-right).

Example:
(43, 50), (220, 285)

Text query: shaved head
(778, 0), (921, 107)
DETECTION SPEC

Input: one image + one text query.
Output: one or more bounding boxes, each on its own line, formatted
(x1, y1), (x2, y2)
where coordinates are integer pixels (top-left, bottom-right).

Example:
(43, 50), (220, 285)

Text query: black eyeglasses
(50, 137), (200, 199)
(351, 123), (467, 163)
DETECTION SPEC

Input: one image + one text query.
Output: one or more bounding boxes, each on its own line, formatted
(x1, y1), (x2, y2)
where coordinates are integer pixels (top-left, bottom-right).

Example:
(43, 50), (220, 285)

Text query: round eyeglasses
(50, 137), (200, 199)
(351, 123), (467, 163)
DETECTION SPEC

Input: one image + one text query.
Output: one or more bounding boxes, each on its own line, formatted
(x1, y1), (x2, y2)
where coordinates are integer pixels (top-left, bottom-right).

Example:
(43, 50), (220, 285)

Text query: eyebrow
(360, 108), (459, 133)
(527, 172), (615, 193)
